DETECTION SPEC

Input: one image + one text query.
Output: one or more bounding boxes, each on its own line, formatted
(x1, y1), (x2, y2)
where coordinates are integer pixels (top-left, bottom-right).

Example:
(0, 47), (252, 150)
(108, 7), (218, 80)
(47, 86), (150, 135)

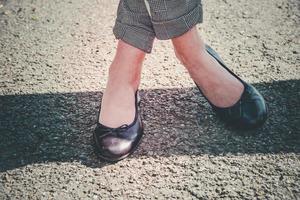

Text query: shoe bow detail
(95, 123), (130, 138)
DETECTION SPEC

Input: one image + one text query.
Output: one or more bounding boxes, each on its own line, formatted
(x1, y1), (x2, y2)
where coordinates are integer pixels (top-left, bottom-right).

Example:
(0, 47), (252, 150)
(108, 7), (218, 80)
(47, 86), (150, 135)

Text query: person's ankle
(109, 62), (141, 85)
(105, 80), (139, 96)
(99, 83), (138, 127)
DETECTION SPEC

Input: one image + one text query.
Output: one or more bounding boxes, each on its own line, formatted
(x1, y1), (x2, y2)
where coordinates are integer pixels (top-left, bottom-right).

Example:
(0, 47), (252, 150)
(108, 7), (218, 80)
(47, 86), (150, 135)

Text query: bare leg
(172, 26), (244, 108)
(99, 40), (145, 128)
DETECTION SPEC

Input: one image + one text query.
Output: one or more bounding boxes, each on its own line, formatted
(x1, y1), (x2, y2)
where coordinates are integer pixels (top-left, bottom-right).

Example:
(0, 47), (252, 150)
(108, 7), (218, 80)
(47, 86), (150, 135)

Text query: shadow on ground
(0, 80), (299, 171)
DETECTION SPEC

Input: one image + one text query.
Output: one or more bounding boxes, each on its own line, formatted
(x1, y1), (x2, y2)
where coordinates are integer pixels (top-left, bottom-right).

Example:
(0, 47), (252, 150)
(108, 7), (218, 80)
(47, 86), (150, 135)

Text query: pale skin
(99, 26), (244, 128)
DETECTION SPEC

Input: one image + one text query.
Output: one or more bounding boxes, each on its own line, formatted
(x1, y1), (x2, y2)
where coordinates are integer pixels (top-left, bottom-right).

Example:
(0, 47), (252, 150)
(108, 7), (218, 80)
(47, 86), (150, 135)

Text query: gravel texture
(0, 0), (299, 199)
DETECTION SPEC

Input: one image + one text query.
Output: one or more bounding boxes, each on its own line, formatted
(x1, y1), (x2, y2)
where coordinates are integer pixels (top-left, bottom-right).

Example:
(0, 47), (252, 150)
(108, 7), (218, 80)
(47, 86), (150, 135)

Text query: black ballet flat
(194, 45), (268, 129)
(93, 90), (144, 162)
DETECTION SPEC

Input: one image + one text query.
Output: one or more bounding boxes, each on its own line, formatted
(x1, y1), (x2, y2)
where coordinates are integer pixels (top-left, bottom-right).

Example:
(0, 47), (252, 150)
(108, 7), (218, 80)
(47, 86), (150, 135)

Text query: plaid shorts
(113, 0), (203, 53)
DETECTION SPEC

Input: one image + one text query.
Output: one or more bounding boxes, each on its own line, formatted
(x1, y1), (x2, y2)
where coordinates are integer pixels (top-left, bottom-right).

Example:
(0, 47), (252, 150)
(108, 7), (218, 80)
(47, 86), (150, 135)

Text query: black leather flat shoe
(194, 45), (268, 129)
(93, 90), (144, 162)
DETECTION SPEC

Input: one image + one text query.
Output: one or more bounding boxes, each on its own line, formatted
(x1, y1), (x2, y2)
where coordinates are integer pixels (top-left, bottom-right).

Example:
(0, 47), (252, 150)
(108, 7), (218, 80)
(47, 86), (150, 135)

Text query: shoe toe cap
(101, 136), (133, 156)
(238, 85), (268, 128)
(240, 98), (268, 128)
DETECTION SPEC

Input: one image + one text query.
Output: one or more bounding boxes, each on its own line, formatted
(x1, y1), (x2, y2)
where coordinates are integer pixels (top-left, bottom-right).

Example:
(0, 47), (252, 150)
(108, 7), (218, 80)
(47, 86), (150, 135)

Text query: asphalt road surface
(0, 0), (299, 199)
